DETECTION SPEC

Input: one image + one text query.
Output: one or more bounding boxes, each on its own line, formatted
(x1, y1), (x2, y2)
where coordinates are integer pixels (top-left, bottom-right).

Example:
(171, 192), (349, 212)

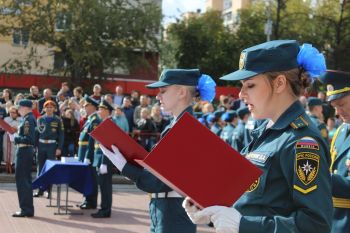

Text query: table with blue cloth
(32, 160), (93, 214)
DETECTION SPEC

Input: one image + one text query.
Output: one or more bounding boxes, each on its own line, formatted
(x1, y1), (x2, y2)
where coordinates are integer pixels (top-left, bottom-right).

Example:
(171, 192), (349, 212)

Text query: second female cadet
(100, 69), (216, 233)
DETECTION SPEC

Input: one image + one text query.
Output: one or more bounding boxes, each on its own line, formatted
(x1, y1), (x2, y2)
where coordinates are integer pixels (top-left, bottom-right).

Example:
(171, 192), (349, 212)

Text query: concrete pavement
(0, 183), (215, 233)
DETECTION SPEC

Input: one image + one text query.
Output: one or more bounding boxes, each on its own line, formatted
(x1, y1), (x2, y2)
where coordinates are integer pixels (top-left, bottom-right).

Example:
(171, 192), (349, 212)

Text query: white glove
(197, 206), (242, 233)
(8, 133), (17, 142)
(182, 197), (210, 224)
(99, 164), (108, 174)
(83, 158), (91, 165)
(100, 144), (127, 171)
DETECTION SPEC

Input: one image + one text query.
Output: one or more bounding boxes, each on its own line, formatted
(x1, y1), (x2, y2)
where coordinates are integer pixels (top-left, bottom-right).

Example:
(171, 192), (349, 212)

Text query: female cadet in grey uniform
(319, 70), (350, 233)
(100, 69), (216, 233)
(183, 40), (333, 233)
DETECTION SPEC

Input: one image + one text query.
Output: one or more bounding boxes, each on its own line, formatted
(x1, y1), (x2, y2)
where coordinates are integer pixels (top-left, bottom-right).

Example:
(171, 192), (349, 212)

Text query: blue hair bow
(297, 43), (326, 82)
(197, 74), (216, 102)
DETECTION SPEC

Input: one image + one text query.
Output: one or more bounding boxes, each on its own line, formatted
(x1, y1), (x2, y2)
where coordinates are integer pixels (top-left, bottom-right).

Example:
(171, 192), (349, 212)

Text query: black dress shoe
(91, 211), (111, 218)
(80, 203), (97, 210)
(12, 211), (34, 217)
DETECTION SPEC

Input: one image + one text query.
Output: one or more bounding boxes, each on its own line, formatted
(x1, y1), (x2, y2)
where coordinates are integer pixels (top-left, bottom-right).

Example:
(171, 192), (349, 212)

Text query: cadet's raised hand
(198, 206), (241, 233)
(182, 197), (210, 224)
(100, 144), (127, 171)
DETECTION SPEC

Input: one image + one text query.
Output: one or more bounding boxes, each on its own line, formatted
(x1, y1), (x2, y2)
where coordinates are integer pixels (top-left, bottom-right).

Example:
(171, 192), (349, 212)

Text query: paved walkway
(0, 184), (214, 233)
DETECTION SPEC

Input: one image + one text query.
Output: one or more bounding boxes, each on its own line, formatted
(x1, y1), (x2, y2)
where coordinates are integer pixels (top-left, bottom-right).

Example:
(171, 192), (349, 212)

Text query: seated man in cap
(231, 107), (251, 152)
(220, 110), (238, 145)
(91, 100), (114, 218)
(77, 95), (100, 209)
(209, 110), (224, 136)
(9, 99), (36, 217)
(34, 100), (64, 198)
(100, 69), (216, 233)
(319, 70), (350, 233)
(307, 97), (328, 142)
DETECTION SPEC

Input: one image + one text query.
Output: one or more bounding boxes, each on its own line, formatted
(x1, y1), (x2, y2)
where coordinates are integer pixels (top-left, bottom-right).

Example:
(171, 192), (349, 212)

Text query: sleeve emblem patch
(295, 152), (320, 186)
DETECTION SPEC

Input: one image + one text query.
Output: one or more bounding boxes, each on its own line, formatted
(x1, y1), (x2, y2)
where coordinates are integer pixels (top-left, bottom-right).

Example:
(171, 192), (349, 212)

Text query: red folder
(89, 118), (148, 166)
(0, 118), (17, 134)
(136, 112), (262, 209)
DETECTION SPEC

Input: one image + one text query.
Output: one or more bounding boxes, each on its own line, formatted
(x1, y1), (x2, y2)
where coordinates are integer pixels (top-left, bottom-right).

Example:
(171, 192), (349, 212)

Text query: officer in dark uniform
(91, 100), (114, 218)
(307, 97), (328, 142)
(220, 110), (238, 145)
(184, 40), (332, 233)
(231, 107), (250, 152)
(77, 95), (99, 209)
(319, 70), (350, 233)
(100, 69), (216, 233)
(9, 99), (36, 217)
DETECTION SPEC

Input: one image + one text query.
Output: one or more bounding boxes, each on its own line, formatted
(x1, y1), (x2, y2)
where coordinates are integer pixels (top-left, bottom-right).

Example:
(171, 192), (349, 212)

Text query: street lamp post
(264, 0), (273, 41)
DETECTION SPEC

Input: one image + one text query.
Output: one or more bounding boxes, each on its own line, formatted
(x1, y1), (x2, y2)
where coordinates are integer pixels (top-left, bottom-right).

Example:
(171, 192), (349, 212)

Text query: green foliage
(162, 0), (350, 88)
(162, 11), (239, 85)
(0, 0), (162, 85)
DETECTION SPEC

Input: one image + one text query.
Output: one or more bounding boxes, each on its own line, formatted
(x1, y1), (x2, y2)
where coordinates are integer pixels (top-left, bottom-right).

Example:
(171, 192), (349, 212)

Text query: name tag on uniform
(246, 152), (269, 164)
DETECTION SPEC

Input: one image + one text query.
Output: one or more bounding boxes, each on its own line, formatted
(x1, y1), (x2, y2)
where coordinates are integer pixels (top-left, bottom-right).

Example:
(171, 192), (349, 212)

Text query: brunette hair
(264, 68), (310, 97)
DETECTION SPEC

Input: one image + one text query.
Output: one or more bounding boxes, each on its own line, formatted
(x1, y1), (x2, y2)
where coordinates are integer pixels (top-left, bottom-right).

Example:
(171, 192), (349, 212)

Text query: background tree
(313, 0), (350, 70)
(161, 11), (239, 84)
(0, 0), (162, 86)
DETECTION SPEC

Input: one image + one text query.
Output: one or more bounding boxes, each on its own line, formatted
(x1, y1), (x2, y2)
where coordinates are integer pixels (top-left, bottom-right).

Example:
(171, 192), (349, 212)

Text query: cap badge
(327, 84), (334, 92)
(239, 52), (246, 70)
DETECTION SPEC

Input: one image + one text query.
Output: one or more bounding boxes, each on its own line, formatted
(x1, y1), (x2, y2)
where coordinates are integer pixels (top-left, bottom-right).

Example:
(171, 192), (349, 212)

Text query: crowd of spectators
(0, 82), (341, 174)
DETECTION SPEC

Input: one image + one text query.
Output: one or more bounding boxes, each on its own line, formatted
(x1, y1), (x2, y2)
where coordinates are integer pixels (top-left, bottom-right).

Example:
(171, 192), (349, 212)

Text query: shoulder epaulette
(290, 115), (309, 129)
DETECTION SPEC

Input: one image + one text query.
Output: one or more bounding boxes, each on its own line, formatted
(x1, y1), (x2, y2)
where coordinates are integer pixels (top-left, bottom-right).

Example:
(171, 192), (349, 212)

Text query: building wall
(0, 41), (55, 75)
(206, 0), (253, 27)
(205, 0), (223, 11)
(0, 0), (162, 80)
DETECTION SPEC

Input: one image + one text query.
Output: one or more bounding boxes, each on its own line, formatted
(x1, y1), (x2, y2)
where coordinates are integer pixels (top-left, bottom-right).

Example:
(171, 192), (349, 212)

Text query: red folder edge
(0, 119), (17, 134)
(135, 113), (262, 209)
(89, 118), (148, 167)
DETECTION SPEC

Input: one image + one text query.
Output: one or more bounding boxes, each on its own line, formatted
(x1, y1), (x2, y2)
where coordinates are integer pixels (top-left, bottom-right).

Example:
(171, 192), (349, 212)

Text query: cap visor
(146, 81), (170, 89)
(220, 70), (259, 81)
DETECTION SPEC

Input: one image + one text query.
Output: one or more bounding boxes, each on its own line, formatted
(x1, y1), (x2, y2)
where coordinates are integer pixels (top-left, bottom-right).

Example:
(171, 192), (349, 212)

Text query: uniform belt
(18, 144), (33, 148)
(151, 191), (182, 198)
(79, 141), (88, 146)
(333, 197), (350, 208)
(39, 139), (56, 144)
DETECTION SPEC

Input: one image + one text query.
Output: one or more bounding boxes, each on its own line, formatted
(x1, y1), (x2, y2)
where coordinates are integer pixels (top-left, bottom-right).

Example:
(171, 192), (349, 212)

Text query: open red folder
(89, 118), (148, 166)
(136, 112), (262, 209)
(0, 118), (17, 134)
